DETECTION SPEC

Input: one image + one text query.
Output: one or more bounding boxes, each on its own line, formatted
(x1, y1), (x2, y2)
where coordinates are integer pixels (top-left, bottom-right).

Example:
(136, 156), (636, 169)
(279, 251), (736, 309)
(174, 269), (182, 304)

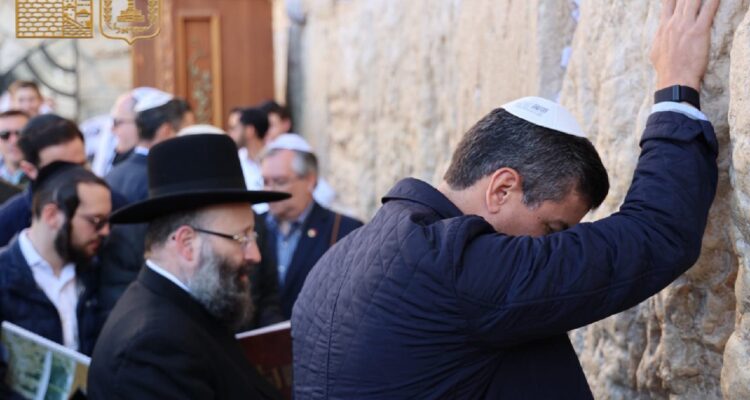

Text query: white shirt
(652, 102), (708, 121)
(146, 259), (191, 293)
(134, 146), (149, 156)
(239, 148), (269, 214)
(18, 230), (79, 350)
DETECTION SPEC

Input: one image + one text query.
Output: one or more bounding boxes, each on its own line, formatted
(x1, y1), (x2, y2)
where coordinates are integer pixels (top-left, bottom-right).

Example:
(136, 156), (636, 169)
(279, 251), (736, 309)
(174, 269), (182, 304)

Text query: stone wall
(285, 0), (750, 398)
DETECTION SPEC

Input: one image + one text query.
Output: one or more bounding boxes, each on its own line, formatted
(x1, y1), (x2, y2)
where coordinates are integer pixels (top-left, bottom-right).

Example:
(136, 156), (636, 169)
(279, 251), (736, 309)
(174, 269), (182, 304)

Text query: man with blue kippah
(292, 0), (721, 398)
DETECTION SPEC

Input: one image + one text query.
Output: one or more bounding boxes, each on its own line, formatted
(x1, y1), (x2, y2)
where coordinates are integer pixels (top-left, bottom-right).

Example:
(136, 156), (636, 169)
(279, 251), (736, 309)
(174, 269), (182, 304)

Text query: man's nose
(245, 240), (262, 264)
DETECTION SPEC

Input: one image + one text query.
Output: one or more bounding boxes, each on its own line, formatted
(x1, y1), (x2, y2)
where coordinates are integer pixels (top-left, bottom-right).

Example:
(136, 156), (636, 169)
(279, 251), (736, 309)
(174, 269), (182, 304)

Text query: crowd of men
(0, 77), (362, 398)
(0, 0), (723, 398)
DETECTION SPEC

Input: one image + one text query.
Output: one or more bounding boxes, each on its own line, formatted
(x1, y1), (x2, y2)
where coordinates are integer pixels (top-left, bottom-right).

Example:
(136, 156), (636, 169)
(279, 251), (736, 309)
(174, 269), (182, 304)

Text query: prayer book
(236, 320), (292, 399)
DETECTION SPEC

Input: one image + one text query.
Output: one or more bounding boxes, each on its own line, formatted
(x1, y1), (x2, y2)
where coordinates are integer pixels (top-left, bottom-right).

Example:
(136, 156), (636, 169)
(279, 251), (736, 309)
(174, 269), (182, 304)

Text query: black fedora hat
(109, 134), (289, 224)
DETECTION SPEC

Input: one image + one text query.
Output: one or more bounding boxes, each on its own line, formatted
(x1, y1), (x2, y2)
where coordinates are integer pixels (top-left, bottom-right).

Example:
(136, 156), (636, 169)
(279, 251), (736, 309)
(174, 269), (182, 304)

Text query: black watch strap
(654, 85), (700, 110)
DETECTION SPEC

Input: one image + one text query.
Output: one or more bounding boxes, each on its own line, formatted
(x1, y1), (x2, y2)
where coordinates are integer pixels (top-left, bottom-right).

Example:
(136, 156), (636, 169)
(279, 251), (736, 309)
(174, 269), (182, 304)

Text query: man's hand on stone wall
(650, 0), (720, 91)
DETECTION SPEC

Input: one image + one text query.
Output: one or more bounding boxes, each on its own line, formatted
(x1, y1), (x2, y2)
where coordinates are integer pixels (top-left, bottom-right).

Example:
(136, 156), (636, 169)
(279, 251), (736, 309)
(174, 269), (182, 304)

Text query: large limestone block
(562, 1), (746, 398)
(289, 0), (576, 219)
(723, 5), (750, 399)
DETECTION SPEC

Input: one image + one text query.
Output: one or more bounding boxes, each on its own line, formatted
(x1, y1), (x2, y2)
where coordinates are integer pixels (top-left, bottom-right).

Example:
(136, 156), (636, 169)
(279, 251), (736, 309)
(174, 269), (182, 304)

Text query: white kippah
(266, 133), (313, 153)
(501, 96), (586, 138)
(132, 87), (174, 113)
(177, 124), (226, 136)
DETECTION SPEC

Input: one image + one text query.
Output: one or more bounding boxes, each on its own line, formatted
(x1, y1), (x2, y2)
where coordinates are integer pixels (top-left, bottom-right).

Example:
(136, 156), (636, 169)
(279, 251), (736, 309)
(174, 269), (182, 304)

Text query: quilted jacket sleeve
(456, 111), (718, 346)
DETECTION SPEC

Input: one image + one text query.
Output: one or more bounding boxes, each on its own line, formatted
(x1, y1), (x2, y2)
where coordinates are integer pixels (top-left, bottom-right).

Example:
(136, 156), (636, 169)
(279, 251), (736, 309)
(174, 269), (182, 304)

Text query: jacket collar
(382, 178), (464, 219)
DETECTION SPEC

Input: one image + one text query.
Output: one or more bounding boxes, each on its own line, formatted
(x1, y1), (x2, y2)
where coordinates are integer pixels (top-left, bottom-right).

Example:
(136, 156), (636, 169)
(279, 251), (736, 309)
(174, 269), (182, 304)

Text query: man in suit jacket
(0, 165), (111, 398)
(98, 91), (191, 312)
(88, 134), (287, 399)
(261, 134), (363, 318)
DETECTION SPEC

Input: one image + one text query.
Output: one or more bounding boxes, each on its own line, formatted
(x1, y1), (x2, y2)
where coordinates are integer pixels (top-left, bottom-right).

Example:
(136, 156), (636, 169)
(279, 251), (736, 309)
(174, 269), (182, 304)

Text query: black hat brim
(110, 189), (290, 224)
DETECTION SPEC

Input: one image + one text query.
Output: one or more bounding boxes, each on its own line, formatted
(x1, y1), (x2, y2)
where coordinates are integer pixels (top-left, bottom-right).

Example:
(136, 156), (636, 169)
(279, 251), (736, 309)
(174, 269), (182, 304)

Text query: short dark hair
(239, 107), (269, 140)
(32, 164), (109, 219)
(17, 114), (84, 167)
(0, 110), (30, 120)
(144, 210), (203, 251)
(444, 108), (609, 209)
(258, 100), (291, 120)
(136, 98), (189, 142)
(9, 80), (41, 97)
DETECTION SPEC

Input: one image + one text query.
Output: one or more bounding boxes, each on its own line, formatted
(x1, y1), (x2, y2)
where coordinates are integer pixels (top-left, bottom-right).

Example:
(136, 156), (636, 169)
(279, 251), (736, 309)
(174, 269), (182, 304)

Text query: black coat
(265, 202), (363, 318)
(88, 267), (282, 400)
(105, 152), (148, 204)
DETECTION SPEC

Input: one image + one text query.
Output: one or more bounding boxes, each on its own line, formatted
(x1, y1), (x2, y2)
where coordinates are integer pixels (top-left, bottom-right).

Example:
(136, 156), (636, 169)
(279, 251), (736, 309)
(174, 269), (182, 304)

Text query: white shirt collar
(18, 229), (75, 278)
(146, 259), (191, 293)
(18, 229), (79, 350)
(134, 146), (149, 156)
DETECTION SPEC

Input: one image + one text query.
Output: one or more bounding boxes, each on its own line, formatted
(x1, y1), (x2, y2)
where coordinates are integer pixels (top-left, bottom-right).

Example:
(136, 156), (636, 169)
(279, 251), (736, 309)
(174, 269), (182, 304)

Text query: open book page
(1, 321), (89, 400)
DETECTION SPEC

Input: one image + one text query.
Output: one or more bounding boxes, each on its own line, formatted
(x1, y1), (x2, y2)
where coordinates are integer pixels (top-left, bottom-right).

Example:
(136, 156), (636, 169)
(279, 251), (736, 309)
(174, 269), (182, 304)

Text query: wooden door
(131, 0), (274, 127)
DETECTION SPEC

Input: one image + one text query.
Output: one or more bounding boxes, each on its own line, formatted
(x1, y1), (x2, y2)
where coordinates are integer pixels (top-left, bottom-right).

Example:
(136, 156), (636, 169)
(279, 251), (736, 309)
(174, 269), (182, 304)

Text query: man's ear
(153, 123), (175, 144)
(485, 168), (522, 213)
(39, 203), (64, 230)
(19, 160), (38, 180)
(304, 173), (318, 192)
(172, 225), (199, 263)
(281, 119), (292, 133)
(244, 126), (259, 141)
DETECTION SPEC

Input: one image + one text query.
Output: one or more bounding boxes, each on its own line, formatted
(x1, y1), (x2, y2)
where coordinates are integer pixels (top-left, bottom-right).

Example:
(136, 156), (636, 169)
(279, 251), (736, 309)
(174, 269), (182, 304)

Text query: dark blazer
(265, 202), (362, 318)
(98, 152), (148, 312)
(88, 267), (282, 400)
(0, 189), (31, 247)
(0, 180), (21, 205)
(246, 213), (285, 329)
(105, 152), (148, 204)
(292, 112), (719, 399)
(0, 236), (106, 398)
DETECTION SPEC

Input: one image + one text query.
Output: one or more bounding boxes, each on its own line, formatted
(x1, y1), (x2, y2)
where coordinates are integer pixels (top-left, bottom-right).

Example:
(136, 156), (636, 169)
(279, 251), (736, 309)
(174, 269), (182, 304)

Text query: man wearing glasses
(260, 133), (362, 319)
(0, 110), (30, 188)
(0, 164), (111, 397)
(88, 133), (285, 399)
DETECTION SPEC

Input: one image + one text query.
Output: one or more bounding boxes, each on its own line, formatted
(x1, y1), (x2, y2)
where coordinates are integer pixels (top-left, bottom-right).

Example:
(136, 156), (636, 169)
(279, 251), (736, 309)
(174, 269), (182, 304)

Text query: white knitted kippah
(132, 87), (174, 113)
(501, 96), (586, 138)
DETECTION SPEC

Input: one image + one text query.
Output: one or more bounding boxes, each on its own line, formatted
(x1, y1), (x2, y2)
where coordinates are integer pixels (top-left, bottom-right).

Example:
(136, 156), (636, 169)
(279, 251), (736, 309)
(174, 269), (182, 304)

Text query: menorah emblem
(100, 0), (160, 44)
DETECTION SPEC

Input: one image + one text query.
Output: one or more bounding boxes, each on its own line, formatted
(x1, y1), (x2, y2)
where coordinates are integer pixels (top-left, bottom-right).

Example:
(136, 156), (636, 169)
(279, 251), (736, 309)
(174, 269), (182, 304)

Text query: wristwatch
(654, 85), (700, 110)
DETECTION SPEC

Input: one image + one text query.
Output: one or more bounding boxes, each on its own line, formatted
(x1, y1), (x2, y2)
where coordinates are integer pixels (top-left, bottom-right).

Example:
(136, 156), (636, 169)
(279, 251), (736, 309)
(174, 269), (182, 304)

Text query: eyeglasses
(77, 214), (109, 231)
(191, 227), (258, 247)
(0, 130), (20, 141)
(112, 118), (135, 128)
(263, 176), (302, 189)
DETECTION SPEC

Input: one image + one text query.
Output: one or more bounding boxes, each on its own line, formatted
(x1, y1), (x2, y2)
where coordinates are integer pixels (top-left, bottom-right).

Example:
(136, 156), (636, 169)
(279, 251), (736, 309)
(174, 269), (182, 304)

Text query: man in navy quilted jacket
(292, 0), (720, 398)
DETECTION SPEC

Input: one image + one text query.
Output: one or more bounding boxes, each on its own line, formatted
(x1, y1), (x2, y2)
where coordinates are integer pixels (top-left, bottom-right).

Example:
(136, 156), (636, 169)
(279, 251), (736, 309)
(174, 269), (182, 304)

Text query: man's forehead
(0, 115), (28, 128)
(76, 182), (112, 211)
(14, 87), (40, 97)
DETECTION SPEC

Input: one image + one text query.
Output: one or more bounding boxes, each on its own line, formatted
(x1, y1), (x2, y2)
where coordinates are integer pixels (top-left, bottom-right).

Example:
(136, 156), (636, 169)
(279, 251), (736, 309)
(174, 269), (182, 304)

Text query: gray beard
(187, 242), (254, 331)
